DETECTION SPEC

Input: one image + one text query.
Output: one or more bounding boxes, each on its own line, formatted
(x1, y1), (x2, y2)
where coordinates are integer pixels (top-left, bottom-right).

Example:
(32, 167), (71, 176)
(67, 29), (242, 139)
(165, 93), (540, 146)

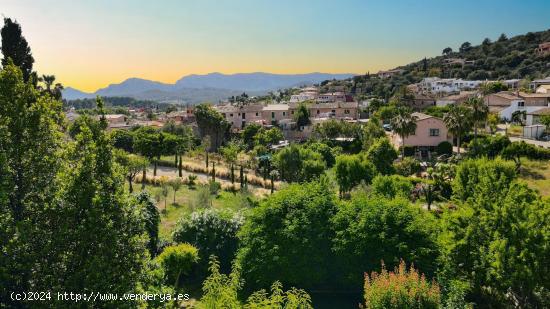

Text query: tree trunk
(231, 164), (235, 184)
(212, 162), (216, 182)
(173, 191), (176, 204)
(240, 166), (244, 188)
(174, 153), (178, 167)
(153, 160), (158, 176)
(401, 136), (405, 158)
(271, 175), (274, 194)
(178, 155), (183, 177)
(128, 176), (133, 193)
(457, 135), (461, 155)
(205, 151), (209, 168)
(142, 169), (146, 189)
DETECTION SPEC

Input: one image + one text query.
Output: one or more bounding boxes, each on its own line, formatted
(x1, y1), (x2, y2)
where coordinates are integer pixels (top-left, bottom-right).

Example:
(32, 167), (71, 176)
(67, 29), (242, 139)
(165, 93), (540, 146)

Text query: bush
(403, 145), (416, 157)
(366, 137), (398, 175)
(436, 141), (453, 156)
(364, 261), (440, 309)
(156, 244), (199, 287)
(208, 180), (221, 196)
(393, 157), (421, 176)
(370, 175), (413, 199)
(335, 154), (376, 195)
(332, 196), (438, 287)
(237, 181), (338, 292)
(172, 209), (244, 274)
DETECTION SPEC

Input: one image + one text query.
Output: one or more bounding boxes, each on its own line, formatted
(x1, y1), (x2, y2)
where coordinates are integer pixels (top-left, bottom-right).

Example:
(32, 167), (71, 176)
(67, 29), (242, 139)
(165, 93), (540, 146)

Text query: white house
(419, 77), (484, 94)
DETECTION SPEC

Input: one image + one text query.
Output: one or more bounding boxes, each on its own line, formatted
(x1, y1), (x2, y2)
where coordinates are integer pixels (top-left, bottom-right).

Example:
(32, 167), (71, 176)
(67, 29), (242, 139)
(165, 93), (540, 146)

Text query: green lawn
(142, 183), (254, 240)
(519, 159), (550, 197)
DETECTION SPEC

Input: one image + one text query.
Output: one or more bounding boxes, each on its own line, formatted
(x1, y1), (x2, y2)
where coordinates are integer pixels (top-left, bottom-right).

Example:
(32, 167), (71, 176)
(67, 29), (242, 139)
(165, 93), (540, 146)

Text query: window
(229, 113), (233, 117)
(291, 111), (294, 114)
(518, 101), (525, 107)
(429, 128), (440, 136)
(344, 109), (350, 114)
(242, 113), (246, 119)
(271, 112), (275, 118)
(316, 110), (320, 114)
(283, 112), (286, 116)
(331, 109), (336, 113)
(256, 112), (259, 116)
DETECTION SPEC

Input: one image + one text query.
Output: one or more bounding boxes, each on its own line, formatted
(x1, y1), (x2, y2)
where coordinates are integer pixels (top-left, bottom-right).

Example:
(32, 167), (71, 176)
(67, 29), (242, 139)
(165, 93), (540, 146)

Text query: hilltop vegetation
(341, 29), (550, 99)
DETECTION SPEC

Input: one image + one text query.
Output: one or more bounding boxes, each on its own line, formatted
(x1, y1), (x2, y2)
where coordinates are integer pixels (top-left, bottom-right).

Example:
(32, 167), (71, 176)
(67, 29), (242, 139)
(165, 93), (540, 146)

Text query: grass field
(519, 159), (550, 197)
(143, 183), (255, 240)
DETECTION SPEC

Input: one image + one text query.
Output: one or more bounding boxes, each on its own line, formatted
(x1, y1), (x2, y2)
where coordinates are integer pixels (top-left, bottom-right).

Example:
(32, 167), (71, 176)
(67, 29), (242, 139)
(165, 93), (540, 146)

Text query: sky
(1, 0), (549, 92)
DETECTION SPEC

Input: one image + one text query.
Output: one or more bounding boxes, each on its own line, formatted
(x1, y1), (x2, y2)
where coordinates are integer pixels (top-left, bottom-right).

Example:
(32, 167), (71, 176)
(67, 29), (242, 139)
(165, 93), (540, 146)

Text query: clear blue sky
(2, 0), (549, 91)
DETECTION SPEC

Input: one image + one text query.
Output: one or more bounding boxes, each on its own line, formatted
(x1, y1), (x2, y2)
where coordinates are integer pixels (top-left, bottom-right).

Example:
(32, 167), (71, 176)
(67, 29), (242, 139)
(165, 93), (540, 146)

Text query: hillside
(343, 29), (550, 99)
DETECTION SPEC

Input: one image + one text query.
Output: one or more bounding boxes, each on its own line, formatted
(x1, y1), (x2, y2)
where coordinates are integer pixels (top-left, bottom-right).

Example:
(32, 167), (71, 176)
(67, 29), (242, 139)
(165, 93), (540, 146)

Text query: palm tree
(465, 97), (488, 142)
(41, 74), (55, 92)
(391, 107), (418, 158)
(443, 105), (473, 155)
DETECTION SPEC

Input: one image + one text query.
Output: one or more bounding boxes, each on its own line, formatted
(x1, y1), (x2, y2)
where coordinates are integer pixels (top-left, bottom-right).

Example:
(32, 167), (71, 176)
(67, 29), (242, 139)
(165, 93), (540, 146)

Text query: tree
(136, 191), (160, 256)
(540, 115), (550, 135)
(465, 97), (488, 142)
(110, 129), (134, 152)
(274, 144), (326, 183)
(441, 181), (549, 307)
(194, 103), (230, 151)
(45, 105), (149, 305)
(335, 154), (376, 197)
(452, 158), (516, 203)
(370, 175), (413, 199)
(459, 41), (472, 53)
(442, 47), (453, 56)
(443, 105), (472, 155)
(366, 137), (398, 175)
(498, 33), (508, 42)
(294, 103), (310, 128)
(114, 149), (149, 193)
(169, 178), (183, 204)
(133, 126), (161, 183)
(332, 194), (438, 288)
(390, 107), (417, 157)
(221, 141), (241, 184)
(363, 261), (441, 309)
(237, 181), (338, 292)
(361, 115), (386, 150)
(0, 62), (63, 304)
(254, 127), (283, 146)
(173, 209), (244, 274)
(242, 123), (262, 150)
(1, 18), (34, 82)
(156, 244), (199, 288)
(160, 178), (170, 212)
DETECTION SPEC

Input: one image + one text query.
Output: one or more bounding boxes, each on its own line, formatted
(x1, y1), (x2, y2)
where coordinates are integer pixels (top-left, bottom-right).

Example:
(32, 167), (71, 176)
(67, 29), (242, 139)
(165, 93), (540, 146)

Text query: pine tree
(1, 18), (35, 82)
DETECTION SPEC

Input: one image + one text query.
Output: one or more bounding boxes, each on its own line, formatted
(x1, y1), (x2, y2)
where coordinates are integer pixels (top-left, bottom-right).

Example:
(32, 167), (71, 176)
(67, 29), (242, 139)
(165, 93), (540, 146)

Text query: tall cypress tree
(1, 18), (35, 82)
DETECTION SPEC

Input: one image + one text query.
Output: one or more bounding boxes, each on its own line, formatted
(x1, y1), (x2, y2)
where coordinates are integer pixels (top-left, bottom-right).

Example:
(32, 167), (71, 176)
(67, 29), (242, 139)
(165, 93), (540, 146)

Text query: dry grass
(519, 159), (550, 197)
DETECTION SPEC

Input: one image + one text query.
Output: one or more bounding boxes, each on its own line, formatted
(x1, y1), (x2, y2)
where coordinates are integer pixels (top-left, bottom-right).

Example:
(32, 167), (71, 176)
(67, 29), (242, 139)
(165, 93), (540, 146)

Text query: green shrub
(403, 145), (416, 157)
(173, 209), (244, 274)
(366, 137), (398, 175)
(156, 244), (199, 287)
(436, 141), (453, 156)
(364, 260), (440, 309)
(209, 180), (221, 196)
(393, 157), (421, 176)
(371, 175), (413, 199)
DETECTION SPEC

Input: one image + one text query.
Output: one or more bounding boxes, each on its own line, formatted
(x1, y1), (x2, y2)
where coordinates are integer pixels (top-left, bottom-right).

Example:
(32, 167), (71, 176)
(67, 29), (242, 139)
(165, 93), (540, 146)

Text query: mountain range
(63, 72), (354, 103)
